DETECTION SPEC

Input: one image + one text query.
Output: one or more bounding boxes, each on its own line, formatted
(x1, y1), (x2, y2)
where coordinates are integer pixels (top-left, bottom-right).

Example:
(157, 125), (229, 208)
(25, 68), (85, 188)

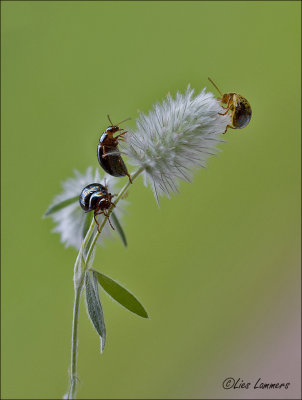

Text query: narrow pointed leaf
(111, 212), (127, 247)
(94, 270), (148, 319)
(44, 195), (79, 216)
(82, 211), (93, 239)
(85, 271), (106, 352)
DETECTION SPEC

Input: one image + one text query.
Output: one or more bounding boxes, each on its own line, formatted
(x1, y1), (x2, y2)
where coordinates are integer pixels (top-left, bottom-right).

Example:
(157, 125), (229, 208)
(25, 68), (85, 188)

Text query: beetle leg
(102, 147), (108, 159)
(115, 131), (127, 139)
(104, 210), (115, 230)
(94, 211), (103, 232)
(102, 149), (120, 158)
(102, 148), (116, 159)
(223, 125), (236, 134)
(218, 108), (230, 116)
(115, 136), (126, 144)
(219, 96), (232, 109)
(94, 209), (108, 232)
(95, 209), (105, 215)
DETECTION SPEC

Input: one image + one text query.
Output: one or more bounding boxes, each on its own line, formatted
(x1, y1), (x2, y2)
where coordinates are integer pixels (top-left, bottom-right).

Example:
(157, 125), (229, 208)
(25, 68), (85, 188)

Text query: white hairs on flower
(47, 167), (126, 249)
(124, 86), (231, 204)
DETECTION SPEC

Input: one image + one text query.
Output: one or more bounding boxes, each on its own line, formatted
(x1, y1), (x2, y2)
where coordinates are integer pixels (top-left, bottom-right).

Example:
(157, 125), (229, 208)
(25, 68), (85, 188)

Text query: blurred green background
(1, 1), (300, 399)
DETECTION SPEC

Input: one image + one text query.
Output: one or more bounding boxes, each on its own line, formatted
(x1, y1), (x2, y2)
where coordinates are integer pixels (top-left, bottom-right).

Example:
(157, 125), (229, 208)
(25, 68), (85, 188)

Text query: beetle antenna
(107, 114), (114, 126)
(104, 178), (110, 193)
(116, 117), (131, 126)
(208, 77), (223, 96)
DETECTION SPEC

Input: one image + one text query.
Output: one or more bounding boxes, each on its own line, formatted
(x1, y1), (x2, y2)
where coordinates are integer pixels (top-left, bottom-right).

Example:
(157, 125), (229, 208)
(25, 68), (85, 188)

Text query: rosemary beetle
(208, 77), (252, 134)
(79, 183), (115, 232)
(97, 115), (132, 183)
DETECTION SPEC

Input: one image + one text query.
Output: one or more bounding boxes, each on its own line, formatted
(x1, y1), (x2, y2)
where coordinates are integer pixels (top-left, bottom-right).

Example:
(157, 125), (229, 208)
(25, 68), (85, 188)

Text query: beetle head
(98, 195), (112, 210)
(106, 125), (120, 134)
(221, 93), (233, 105)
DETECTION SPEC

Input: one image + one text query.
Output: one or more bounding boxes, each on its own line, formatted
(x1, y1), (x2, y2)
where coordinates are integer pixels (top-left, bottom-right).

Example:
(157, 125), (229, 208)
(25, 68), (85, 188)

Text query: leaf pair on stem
(85, 269), (148, 353)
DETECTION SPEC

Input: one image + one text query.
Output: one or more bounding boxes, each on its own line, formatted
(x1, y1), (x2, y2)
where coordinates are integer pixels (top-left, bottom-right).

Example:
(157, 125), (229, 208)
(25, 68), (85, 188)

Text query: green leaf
(111, 212), (127, 247)
(94, 270), (148, 319)
(85, 271), (106, 352)
(44, 195), (79, 216)
(82, 211), (93, 239)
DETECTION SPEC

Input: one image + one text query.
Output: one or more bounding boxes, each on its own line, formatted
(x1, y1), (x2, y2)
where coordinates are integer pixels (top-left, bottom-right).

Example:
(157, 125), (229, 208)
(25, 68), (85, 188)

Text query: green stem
(66, 167), (143, 399)
(85, 167), (144, 266)
(68, 278), (84, 399)
(67, 218), (95, 399)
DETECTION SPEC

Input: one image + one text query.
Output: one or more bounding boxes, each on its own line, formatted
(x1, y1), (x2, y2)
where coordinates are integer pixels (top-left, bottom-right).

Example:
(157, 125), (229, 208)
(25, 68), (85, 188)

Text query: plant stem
(66, 166), (143, 399)
(85, 167), (144, 266)
(68, 278), (84, 399)
(67, 222), (95, 399)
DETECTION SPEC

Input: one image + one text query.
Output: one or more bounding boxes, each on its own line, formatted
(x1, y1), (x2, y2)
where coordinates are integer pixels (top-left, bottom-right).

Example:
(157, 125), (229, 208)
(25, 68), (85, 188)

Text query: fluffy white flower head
(45, 167), (126, 250)
(124, 86), (231, 203)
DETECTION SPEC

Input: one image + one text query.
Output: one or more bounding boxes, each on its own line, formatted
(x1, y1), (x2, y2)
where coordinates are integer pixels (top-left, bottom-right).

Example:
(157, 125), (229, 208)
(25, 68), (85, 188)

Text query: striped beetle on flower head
(79, 182), (115, 232)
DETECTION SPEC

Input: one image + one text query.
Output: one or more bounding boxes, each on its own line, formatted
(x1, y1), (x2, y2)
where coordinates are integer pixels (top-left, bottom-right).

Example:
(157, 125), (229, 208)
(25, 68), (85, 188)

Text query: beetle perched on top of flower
(97, 115), (132, 183)
(208, 77), (252, 134)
